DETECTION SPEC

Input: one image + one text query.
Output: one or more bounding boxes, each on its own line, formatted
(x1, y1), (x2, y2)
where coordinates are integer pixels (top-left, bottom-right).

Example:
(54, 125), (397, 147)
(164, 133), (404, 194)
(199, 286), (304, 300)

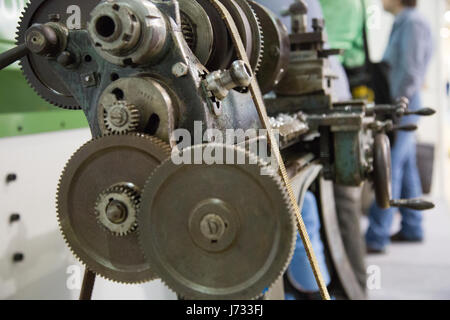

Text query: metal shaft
(79, 269), (96, 300)
(0, 44), (28, 71)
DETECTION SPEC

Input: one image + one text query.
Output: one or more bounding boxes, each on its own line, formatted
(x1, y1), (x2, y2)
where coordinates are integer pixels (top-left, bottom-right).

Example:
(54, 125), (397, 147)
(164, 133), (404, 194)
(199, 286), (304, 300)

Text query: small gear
(103, 101), (141, 135)
(138, 143), (296, 300)
(95, 183), (140, 236)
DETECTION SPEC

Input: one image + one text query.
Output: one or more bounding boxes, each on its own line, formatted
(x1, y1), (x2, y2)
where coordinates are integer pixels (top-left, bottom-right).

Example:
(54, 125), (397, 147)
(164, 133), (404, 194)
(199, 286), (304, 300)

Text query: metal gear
(95, 183), (140, 236)
(248, 1), (290, 93)
(223, 0), (264, 74)
(184, 0), (264, 74)
(57, 134), (171, 283)
(137, 143), (296, 299)
(16, 0), (100, 109)
(103, 101), (140, 135)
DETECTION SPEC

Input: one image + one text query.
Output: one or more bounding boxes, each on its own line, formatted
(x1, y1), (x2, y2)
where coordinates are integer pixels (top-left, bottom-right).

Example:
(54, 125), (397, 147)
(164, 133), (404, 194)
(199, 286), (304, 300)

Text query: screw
(57, 51), (75, 67)
(6, 173), (17, 184)
(109, 105), (129, 127)
(106, 200), (128, 224)
(9, 213), (21, 224)
(12, 252), (24, 263)
(200, 214), (226, 242)
(172, 62), (189, 78)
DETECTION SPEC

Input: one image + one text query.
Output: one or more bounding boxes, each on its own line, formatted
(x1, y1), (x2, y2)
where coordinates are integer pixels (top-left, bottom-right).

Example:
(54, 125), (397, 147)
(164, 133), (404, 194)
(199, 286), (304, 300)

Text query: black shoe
(283, 273), (323, 300)
(390, 232), (423, 243)
(366, 246), (386, 254)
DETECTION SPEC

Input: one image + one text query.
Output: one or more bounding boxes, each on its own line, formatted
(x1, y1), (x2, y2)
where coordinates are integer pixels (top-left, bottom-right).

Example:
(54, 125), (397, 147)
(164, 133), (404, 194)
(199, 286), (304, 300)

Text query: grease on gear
(137, 143), (296, 300)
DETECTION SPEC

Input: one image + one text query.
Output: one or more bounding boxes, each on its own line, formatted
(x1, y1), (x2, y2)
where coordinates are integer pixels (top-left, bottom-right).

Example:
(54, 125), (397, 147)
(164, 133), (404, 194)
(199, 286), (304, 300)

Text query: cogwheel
(247, 1), (264, 75)
(103, 101), (141, 135)
(137, 143), (296, 300)
(57, 133), (171, 283)
(16, 0), (99, 109)
(230, 0), (264, 75)
(95, 183), (140, 237)
(180, 12), (196, 52)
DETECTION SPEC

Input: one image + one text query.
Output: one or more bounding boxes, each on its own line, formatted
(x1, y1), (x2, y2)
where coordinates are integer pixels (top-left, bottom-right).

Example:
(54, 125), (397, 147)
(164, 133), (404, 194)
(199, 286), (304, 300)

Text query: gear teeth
(94, 184), (141, 237)
(56, 133), (171, 284)
(103, 101), (141, 135)
(248, 1), (264, 75)
(15, 0), (81, 110)
(137, 143), (295, 300)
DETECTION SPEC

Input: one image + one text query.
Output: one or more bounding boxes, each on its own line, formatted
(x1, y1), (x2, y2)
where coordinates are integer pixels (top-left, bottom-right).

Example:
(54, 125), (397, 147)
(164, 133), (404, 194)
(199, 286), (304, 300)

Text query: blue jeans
(287, 191), (331, 293)
(366, 130), (423, 250)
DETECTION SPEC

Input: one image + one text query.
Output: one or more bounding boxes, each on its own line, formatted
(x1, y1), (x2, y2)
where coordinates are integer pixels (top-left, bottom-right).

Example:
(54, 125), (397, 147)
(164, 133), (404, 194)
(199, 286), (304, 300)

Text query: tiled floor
(365, 199), (450, 300)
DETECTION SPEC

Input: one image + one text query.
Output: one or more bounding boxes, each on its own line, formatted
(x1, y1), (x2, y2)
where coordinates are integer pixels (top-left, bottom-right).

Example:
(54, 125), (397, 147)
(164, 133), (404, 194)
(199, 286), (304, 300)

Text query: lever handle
(404, 108), (436, 117)
(0, 44), (28, 71)
(392, 124), (418, 132)
(390, 198), (435, 211)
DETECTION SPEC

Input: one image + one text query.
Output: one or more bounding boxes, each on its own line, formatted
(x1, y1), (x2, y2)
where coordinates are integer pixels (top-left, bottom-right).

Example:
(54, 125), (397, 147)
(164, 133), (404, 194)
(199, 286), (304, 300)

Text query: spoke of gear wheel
(16, 0), (99, 109)
(137, 143), (296, 300)
(57, 133), (171, 284)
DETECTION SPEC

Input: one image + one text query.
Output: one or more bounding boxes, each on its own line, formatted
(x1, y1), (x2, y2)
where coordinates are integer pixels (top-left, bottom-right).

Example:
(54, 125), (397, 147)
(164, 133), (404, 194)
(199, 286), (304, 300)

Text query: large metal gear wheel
(182, 0), (264, 74)
(137, 143), (296, 299)
(16, 0), (100, 109)
(57, 134), (171, 283)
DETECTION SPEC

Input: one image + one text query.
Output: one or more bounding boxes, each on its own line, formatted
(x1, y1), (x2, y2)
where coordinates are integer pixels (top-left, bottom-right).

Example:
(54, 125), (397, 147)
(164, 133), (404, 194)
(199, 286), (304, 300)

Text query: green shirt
(319, 0), (366, 68)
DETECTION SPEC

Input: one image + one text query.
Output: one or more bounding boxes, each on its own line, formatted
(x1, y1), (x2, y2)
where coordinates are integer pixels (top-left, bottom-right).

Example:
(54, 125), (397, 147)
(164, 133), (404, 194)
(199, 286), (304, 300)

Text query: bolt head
(199, 213), (226, 242)
(172, 62), (189, 77)
(109, 105), (129, 127)
(106, 200), (128, 224)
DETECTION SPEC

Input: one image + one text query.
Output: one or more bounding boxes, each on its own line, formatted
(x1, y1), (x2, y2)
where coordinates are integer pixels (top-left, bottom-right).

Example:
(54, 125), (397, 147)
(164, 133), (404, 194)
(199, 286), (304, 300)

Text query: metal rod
(79, 269), (96, 300)
(0, 44), (28, 70)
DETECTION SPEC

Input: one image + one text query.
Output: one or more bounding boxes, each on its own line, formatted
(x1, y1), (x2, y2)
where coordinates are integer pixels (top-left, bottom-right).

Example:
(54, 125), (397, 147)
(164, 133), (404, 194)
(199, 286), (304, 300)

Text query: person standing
(366, 0), (433, 252)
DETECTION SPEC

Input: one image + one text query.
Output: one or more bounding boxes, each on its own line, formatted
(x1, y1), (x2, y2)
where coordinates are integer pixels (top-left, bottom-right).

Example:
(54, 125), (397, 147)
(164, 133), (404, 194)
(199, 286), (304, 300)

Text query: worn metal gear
(103, 101), (140, 135)
(57, 134), (171, 283)
(95, 183), (140, 236)
(184, 0), (263, 74)
(248, 1), (290, 93)
(138, 143), (296, 299)
(16, 0), (99, 109)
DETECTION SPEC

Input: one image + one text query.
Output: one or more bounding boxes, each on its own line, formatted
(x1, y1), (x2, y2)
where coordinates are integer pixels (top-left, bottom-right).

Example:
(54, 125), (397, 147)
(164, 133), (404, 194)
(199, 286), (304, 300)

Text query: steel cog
(137, 143), (296, 300)
(57, 134), (171, 283)
(95, 183), (140, 236)
(16, 0), (100, 109)
(103, 101), (141, 135)
(221, 0), (264, 74)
